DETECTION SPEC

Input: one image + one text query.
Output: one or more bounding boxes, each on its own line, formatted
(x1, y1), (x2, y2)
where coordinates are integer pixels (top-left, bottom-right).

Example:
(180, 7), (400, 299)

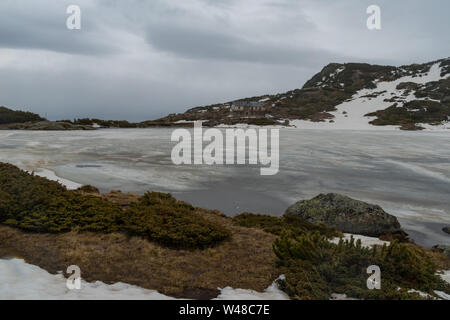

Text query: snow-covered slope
(162, 57), (450, 131)
(290, 62), (450, 130)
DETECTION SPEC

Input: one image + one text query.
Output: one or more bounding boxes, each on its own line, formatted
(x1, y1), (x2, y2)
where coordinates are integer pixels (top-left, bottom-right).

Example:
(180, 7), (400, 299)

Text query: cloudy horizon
(0, 0), (449, 121)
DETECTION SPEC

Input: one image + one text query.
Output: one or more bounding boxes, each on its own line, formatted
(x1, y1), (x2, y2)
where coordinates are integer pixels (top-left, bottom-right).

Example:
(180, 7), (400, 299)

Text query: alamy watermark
(367, 265), (381, 290)
(367, 5), (381, 30)
(64, 6), (381, 31)
(66, 5), (81, 30)
(66, 265), (82, 290)
(171, 122), (279, 176)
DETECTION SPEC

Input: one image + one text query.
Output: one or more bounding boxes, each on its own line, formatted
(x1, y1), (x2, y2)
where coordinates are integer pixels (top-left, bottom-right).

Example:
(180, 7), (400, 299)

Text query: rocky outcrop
(3, 121), (96, 131)
(154, 57), (450, 129)
(443, 227), (450, 235)
(285, 193), (402, 237)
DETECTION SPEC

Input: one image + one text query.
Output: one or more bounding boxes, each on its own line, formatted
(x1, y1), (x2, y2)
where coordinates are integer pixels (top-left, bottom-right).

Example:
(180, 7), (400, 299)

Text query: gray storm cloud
(0, 0), (448, 121)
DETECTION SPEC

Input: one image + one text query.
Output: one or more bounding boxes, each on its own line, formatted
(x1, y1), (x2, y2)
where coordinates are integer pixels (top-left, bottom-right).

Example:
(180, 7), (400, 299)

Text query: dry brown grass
(0, 192), (278, 299)
(99, 190), (141, 207)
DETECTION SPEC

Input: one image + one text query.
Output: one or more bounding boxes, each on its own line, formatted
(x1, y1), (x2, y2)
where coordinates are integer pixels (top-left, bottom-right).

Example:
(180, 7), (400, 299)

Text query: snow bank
(31, 168), (82, 190)
(0, 258), (176, 300)
(291, 63), (449, 131)
(217, 63), (449, 131)
(439, 270), (450, 284)
(216, 276), (289, 300)
(330, 234), (390, 248)
(0, 259), (289, 300)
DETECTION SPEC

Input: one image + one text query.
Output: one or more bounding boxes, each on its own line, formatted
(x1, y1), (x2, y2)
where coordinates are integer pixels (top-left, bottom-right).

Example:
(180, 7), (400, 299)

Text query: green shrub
(0, 163), (230, 249)
(123, 192), (231, 249)
(232, 213), (338, 238)
(366, 100), (450, 128)
(273, 232), (450, 300)
(0, 106), (45, 124)
(76, 185), (100, 193)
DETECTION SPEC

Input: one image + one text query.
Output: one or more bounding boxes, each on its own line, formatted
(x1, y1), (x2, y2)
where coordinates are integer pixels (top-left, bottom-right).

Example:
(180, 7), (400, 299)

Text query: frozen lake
(0, 128), (449, 247)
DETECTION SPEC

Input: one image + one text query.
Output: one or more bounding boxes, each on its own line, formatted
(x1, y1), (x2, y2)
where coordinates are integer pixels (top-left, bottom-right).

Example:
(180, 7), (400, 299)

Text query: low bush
(76, 185), (100, 194)
(0, 163), (230, 249)
(232, 213), (339, 238)
(273, 232), (450, 300)
(366, 100), (450, 128)
(123, 192), (231, 249)
(0, 106), (45, 124)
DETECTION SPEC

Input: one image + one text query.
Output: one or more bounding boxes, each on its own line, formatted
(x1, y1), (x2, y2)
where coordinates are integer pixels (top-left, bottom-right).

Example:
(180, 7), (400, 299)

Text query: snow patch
(216, 276), (289, 300)
(0, 258), (176, 300)
(0, 259), (289, 300)
(439, 270), (450, 284)
(290, 63), (450, 131)
(330, 234), (390, 248)
(30, 168), (82, 190)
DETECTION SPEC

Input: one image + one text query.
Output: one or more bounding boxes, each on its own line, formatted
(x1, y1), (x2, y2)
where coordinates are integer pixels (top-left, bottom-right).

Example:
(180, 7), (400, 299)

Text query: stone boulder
(285, 193), (401, 237)
(443, 227), (450, 235)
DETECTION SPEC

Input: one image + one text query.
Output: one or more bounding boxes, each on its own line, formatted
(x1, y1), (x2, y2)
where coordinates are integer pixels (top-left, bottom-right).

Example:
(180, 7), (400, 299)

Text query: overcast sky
(0, 0), (449, 121)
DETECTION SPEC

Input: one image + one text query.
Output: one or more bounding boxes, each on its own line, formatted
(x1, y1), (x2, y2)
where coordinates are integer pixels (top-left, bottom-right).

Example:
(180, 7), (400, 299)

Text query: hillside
(0, 106), (99, 130)
(0, 106), (45, 125)
(151, 58), (450, 130)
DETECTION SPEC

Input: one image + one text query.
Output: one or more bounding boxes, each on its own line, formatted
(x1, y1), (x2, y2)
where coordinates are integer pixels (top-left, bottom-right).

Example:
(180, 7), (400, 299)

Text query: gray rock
(285, 193), (401, 237)
(443, 227), (450, 235)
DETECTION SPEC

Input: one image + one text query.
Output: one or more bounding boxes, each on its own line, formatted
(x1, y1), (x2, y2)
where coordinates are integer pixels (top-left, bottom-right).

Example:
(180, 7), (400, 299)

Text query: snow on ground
(215, 123), (288, 129)
(0, 259), (288, 300)
(273, 62), (449, 131)
(330, 270), (450, 300)
(439, 270), (450, 284)
(216, 276), (289, 300)
(0, 258), (176, 300)
(192, 63), (449, 132)
(416, 122), (450, 131)
(330, 234), (390, 248)
(434, 291), (450, 300)
(434, 271), (450, 300)
(406, 289), (450, 300)
(30, 168), (82, 190)
(174, 120), (194, 124)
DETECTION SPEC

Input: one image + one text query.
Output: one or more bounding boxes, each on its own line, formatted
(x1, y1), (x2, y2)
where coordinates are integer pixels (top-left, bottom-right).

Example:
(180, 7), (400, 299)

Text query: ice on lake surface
(0, 128), (449, 247)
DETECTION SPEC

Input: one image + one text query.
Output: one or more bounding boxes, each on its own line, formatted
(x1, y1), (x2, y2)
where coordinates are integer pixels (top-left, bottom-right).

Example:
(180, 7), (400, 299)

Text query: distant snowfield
(218, 63), (450, 131)
(0, 259), (289, 300)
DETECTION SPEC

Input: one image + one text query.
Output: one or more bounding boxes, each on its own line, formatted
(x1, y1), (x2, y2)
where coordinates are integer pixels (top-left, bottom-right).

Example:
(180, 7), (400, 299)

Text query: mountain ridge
(151, 57), (450, 130)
